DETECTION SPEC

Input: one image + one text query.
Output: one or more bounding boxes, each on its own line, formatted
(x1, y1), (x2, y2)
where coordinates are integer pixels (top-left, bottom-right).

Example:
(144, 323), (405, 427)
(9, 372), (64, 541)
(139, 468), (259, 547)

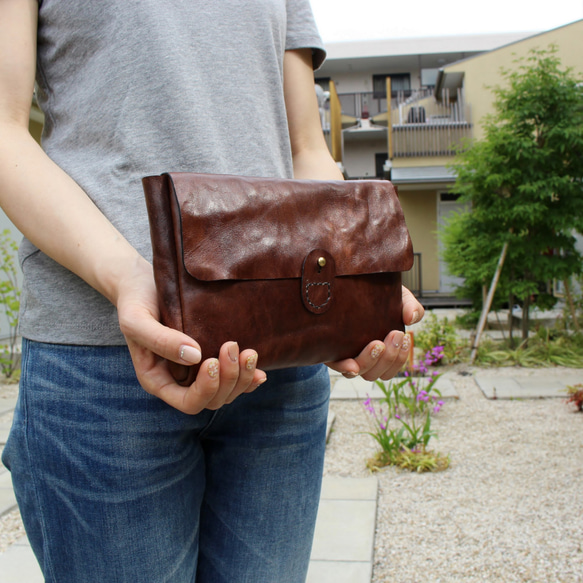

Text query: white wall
(331, 69), (423, 94)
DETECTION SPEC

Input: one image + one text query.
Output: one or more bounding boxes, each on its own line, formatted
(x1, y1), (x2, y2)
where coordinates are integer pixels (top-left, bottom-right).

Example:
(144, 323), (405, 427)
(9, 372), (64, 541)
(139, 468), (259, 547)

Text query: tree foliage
(441, 47), (583, 338)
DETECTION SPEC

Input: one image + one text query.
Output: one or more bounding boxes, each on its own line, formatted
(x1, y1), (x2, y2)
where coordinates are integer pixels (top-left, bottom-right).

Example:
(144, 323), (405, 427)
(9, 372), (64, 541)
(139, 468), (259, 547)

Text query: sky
(309, 0), (583, 43)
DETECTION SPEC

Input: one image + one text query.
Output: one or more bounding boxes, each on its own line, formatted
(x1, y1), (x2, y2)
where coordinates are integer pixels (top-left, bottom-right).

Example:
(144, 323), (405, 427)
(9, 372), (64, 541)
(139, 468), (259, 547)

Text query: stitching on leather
(305, 282), (331, 309)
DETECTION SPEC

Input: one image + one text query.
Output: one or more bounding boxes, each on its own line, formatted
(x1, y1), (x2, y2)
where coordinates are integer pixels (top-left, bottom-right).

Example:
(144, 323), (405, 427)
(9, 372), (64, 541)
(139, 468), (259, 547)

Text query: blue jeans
(2, 340), (330, 583)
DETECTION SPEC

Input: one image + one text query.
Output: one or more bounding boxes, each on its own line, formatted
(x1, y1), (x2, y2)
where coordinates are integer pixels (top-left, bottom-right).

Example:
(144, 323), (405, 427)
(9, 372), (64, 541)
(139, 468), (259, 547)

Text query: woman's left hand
(326, 286), (424, 381)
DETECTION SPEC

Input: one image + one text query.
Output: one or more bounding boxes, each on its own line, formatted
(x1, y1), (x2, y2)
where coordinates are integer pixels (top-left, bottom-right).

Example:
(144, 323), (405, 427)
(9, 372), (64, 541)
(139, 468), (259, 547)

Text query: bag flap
(167, 173), (413, 281)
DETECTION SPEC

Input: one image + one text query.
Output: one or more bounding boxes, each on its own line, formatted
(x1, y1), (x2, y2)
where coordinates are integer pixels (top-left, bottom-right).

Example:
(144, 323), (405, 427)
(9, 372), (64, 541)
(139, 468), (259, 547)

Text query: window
(315, 77), (330, 92)
(373, 74), (411, 99)
(375, 153), (389, 178)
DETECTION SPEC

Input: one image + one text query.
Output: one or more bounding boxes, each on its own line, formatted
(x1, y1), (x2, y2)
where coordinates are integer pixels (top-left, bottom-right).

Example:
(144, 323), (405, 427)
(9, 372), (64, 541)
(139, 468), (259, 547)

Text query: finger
(178, 358), (222, 413)
(402, 286), (424, 327)
(378, 333), (412, 381)
(225, 350), (265, 403)
(130, 337), (221, 414)
(205, 342), (241, 410)
(325, 357), (360, 379)
(120, 306), (203, 367)
(355, 330), (411, 381)
(327, 338), (388, 380)
(242, 371), (268, 395)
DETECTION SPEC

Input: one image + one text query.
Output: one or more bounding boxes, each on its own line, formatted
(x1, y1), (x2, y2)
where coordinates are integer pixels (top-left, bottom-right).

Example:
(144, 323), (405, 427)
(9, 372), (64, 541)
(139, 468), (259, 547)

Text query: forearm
(0, 123), (143, 305)
(284, 49), (344, 183)
(292, 146), (344, 181)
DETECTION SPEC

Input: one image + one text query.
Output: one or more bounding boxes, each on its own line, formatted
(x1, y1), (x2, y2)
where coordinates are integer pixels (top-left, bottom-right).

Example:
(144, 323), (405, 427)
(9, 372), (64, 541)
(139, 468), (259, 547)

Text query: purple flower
(363, 396), (375, 414)
(395, 414), (401, 420)
(417, 390), (430, 402)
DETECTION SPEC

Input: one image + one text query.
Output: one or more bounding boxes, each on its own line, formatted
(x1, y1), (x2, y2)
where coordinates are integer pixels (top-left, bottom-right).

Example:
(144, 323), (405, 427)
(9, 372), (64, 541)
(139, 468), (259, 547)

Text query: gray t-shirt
(20, 0), (325, 344)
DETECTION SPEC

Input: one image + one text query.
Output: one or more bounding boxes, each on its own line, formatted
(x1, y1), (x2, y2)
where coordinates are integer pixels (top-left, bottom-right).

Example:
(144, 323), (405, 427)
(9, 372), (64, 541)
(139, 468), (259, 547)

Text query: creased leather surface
(143, 172), (414, 386)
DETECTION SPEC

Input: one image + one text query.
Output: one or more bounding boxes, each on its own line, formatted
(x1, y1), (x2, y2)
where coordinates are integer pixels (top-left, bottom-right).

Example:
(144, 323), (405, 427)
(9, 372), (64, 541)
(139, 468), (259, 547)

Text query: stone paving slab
(319, 476), (377, 501)
(0, 398), (16, 446)
(0, 398), (17, 416)
(307, 560), (372, 583)
(0, 424), (10, 446)
(0, 537), (43, 583)
(0, 470), (17, 517)
(307, 477), (378, 583)
(331, 374), (459, 400)
(474, 372), (582, 399)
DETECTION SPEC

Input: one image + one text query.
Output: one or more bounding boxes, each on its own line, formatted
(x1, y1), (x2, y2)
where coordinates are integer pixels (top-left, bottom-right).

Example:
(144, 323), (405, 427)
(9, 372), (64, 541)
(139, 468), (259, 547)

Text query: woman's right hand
(116, 257), (267, 414)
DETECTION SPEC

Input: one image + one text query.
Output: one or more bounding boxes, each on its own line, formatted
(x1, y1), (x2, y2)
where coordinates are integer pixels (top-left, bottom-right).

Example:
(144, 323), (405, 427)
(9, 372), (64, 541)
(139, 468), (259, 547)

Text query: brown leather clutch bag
(142, 172), (414, 386)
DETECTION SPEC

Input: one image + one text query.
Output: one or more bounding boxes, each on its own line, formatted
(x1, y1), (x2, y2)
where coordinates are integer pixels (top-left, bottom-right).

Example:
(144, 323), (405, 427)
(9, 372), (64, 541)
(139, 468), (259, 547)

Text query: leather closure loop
(301, 249), (335, 314)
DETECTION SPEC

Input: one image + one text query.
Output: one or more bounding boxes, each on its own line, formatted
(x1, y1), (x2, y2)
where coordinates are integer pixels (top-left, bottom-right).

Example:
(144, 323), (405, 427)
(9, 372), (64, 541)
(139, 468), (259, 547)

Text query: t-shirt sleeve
(285, 0), (326, 70)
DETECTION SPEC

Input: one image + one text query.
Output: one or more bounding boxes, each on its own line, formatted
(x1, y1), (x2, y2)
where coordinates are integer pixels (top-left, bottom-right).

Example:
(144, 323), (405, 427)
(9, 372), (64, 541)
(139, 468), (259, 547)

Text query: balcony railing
(337, 91), (413, 120)
(332, 88), (472, 158)
(389, 88), (472, 157)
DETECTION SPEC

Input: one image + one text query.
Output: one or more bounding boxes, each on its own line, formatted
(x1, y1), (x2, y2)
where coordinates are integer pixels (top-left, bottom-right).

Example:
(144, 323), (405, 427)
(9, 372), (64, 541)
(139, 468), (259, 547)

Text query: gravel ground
(0, 509), (25, 553)
(326, 366), (583, 583)
(2, 367), (582, 582)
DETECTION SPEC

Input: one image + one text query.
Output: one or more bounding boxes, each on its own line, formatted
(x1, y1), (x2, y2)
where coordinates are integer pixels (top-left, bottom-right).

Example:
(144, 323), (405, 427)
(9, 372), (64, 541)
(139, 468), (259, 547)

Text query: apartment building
(316, 25), (582, 302)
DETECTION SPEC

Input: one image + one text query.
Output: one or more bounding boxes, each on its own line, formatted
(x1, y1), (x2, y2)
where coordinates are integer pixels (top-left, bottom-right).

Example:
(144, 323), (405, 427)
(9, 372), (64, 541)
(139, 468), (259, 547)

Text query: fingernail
(246, 353), (257, 371)
(401, 334), (411, 352)
(342, 371), (358, 379)
(371, 344), (385, 359)
(254, 377), (267, 389)
(393, 332), (404, 349)
(228, 342), (239, 363)
(411, 310), (420, 324)
(179, 345), (202, 364)
(207, 359), (219, 379)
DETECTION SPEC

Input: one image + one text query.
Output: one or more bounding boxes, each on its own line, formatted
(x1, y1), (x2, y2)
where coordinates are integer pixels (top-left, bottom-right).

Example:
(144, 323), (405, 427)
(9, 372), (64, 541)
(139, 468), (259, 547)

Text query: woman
(0, 0), (423, 581)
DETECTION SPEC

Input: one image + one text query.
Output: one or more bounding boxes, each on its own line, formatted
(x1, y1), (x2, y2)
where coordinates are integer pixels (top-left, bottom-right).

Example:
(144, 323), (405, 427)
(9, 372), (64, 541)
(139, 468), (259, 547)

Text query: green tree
(442, 47), (583, 341)
(0, 229), (20, 378)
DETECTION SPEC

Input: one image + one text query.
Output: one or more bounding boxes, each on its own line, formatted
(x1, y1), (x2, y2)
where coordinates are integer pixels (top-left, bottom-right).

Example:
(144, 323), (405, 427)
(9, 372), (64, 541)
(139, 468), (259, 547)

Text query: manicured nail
(371, 344), (385, 359)
(342, 371), (358, 379)
(207, 359), (219, 379)
(246, 353), (257, 371)
(179, 345), (202, 364)
(393, 332), (404, 349)
(411, 310), (420, 324)
(228, 342), (239, 363)
(401, 334), (411, 352)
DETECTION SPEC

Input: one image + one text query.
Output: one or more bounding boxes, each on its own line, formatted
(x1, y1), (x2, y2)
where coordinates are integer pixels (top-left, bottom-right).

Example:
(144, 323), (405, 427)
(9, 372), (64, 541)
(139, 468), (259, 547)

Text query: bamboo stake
(563, 278), (580, 333)
(386, 77), (393, 161)
(470, 241), (509, 364)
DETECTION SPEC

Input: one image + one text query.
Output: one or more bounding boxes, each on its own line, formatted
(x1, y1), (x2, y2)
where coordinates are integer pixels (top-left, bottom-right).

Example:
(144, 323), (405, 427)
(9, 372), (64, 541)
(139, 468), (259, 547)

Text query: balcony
(325, 88), (472, 159)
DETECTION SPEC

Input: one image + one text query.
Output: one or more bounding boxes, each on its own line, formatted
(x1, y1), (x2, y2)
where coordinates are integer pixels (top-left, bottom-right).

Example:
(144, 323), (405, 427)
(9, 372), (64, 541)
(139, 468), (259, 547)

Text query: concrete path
(474, 371), (581, 399)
